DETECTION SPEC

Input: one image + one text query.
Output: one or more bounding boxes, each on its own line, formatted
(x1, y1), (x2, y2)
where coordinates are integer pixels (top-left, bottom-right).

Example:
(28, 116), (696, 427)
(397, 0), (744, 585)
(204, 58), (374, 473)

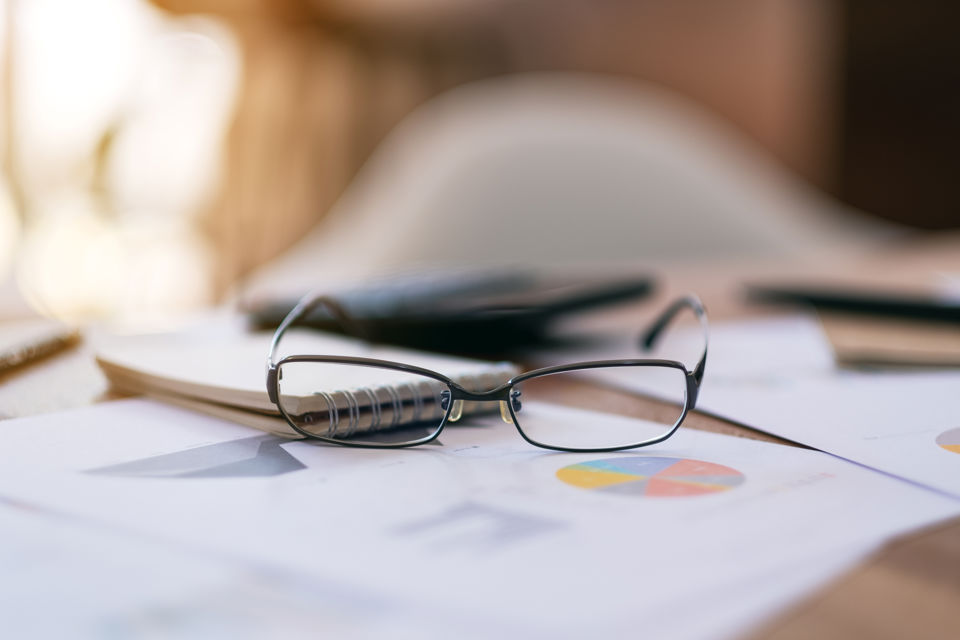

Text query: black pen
(745, 284), (960, 324)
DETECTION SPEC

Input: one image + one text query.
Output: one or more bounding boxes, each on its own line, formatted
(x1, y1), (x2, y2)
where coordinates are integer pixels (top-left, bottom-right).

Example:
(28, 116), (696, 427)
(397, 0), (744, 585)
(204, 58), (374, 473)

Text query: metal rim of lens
(506, 365), (689, 453)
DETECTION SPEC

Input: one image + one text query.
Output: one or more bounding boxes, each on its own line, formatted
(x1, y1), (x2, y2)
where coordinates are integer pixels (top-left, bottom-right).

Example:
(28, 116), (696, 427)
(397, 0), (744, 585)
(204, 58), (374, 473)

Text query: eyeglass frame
(266, 292), (708, 452)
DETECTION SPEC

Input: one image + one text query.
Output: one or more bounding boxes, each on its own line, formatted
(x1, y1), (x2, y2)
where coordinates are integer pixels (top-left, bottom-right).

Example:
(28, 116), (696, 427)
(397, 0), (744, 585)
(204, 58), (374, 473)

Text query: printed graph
(936, 428), (960, 455)
(86, 435), (305, 479)
(392, 501), (566, 552)
(557, 456), (744, 497)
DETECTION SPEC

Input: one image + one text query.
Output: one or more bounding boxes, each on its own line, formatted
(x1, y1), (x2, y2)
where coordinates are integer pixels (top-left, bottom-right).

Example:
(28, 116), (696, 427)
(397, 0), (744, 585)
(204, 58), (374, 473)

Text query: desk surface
(3, 234), (960, 638)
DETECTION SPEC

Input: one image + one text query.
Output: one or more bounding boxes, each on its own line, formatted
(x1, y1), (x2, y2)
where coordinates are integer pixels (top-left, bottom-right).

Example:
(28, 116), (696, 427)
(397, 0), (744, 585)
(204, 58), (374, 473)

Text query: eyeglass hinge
(266, 364), (279, 404)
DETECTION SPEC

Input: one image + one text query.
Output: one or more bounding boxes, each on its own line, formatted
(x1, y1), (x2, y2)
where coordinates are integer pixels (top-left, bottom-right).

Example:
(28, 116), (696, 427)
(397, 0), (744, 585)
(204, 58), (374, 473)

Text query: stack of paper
(0, 399), (956, 638)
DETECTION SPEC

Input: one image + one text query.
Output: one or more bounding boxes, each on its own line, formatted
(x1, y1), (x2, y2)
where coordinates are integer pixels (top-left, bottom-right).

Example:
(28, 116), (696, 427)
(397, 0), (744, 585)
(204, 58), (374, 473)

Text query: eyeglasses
(266, 293), (707, 452)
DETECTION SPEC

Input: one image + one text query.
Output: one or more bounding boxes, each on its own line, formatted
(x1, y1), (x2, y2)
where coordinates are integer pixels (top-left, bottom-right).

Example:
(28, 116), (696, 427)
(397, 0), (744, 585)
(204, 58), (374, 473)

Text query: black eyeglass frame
(266, 293), (707, 453)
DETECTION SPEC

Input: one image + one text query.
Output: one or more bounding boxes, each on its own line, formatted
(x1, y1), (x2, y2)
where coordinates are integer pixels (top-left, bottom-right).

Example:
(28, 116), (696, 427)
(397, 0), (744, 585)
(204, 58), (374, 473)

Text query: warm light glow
(107, 26), (239, 219)
(0, 182), (19, 279)
(3, 0), (239, 323)
(16, 194), (214, 324)
(15, 0), (148, 196)
(17, 196), (125, 320)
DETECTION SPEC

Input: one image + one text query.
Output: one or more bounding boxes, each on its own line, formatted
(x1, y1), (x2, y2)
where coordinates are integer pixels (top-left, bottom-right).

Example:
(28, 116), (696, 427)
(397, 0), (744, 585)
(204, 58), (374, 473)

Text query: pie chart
(557, 456), (744, 497)
(936, 428), (960, 455)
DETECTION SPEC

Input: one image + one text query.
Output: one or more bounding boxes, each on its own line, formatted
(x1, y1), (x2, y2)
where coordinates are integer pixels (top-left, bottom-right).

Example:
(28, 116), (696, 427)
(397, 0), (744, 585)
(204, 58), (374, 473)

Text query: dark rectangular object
(248, 271), (654, 355)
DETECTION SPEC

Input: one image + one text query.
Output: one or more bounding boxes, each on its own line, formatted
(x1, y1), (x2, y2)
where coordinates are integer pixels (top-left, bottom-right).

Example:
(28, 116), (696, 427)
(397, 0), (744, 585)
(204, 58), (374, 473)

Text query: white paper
(0, 499), (449, 639)
(0, 399), (956, 639)
(555, 315), (960, 498)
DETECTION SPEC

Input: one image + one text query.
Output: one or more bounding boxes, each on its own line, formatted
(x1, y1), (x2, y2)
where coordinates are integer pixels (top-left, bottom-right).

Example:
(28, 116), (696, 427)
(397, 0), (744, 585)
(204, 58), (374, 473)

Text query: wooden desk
(3, 234), (959, 637)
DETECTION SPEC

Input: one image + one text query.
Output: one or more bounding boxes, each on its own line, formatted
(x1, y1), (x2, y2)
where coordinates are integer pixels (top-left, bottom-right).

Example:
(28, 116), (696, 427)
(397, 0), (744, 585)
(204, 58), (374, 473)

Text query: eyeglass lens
(509, 365), (687, 450)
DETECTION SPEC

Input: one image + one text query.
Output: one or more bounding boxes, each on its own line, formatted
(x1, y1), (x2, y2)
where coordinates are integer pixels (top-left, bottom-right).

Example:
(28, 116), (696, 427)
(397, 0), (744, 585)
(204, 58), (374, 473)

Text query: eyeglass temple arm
(638, 295), (708, 385)
(267, 293), (368, 367)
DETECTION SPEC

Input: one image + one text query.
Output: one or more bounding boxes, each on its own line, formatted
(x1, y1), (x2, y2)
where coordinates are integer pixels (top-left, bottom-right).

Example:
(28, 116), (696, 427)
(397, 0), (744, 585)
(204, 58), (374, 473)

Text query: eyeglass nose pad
(499, 401), (514, 424)
(510, 389), (522, 412)
(448, 398), (465, 422)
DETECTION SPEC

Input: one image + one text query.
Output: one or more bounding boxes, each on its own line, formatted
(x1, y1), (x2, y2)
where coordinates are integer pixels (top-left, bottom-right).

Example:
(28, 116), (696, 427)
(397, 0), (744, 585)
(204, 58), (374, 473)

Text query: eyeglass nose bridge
(442, 385), (516, 424)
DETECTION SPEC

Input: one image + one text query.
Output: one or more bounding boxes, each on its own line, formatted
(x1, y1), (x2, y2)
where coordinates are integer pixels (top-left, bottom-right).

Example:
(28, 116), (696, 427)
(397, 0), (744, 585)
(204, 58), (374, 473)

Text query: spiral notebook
(96, 329), (518, 437)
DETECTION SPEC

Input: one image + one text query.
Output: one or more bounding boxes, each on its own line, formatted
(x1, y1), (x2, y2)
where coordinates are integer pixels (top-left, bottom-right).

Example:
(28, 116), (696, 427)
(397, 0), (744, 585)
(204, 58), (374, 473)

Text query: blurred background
(0, 0), (957, 324)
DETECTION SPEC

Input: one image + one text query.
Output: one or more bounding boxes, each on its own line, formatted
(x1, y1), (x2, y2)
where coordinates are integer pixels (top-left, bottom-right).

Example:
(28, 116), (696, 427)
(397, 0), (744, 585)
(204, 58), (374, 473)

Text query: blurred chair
(244, 73), (900, 299)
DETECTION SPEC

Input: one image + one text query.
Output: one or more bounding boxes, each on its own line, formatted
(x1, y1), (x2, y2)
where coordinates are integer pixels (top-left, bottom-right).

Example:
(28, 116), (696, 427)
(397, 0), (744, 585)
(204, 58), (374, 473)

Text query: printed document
(552, 315), (960, 498)
(0, 399), (956, 639)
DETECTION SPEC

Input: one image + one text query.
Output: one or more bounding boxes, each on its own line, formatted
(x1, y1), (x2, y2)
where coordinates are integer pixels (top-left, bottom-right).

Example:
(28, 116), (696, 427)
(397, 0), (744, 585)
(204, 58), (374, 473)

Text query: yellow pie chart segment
(936, 428), (960, 455)
(556, 466), (639, 489)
